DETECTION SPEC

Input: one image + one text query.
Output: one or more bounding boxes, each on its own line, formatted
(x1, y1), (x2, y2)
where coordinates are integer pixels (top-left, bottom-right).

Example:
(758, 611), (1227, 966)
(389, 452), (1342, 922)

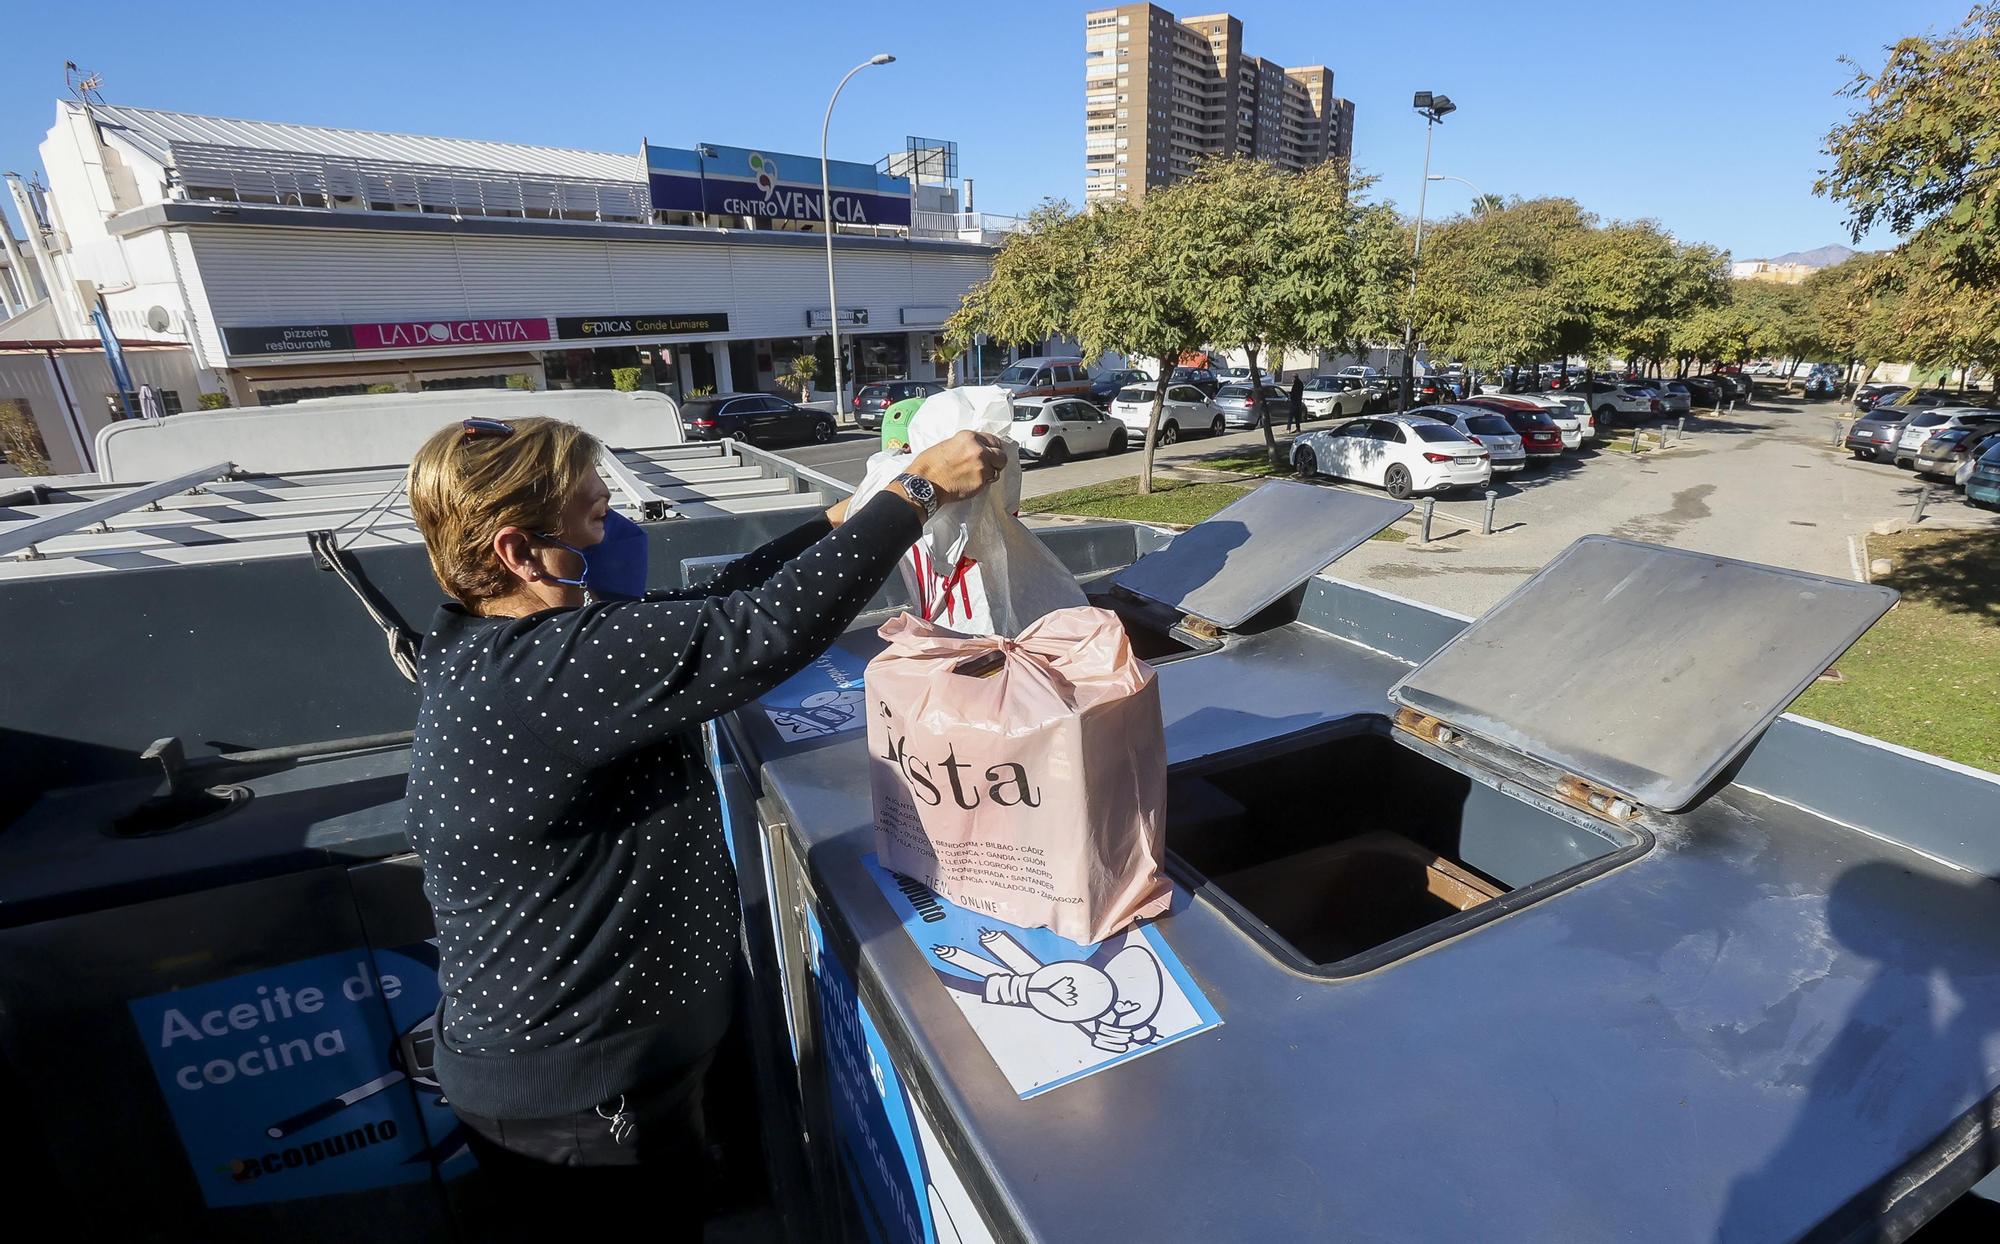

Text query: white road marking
(1848, 534), (1866, 582)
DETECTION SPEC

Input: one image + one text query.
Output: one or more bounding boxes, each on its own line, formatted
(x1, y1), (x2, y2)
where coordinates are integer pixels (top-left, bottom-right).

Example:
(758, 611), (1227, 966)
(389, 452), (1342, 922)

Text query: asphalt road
(777, 421), (1294, 498)
(779, 399), (1999, 617)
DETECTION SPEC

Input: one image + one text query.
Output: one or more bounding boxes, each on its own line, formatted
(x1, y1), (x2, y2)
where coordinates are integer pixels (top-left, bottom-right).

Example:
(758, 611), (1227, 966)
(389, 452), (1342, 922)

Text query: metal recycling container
(712, 488), (2000, 1243)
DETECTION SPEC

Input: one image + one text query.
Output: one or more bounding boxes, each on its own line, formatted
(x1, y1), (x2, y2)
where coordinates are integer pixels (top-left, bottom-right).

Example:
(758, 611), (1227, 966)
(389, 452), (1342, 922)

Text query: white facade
(17, 101), (1001, 409)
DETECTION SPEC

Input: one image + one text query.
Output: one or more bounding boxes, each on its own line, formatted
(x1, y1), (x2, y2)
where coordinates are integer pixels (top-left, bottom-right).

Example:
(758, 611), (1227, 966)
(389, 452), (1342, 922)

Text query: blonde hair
(406, 416), (601, 608)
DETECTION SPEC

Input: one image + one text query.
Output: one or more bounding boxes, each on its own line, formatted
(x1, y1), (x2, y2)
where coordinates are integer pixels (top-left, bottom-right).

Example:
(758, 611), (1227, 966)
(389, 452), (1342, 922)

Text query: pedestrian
(402, 415), (1006, 1242)
(1287, 373), (1305, 433)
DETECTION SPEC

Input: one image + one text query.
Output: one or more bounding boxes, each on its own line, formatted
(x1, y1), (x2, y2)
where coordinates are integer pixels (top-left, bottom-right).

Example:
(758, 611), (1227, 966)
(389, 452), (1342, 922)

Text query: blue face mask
(537, 510), (649, 601)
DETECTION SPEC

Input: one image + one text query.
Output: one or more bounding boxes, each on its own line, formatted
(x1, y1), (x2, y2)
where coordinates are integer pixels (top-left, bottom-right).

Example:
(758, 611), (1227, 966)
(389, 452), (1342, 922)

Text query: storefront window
(852, 334), (908, 384)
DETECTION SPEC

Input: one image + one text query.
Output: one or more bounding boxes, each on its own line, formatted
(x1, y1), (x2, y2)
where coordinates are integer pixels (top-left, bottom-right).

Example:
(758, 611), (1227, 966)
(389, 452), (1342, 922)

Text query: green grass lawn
(1025, 474), (1414, 541)
(1021, 477), (1255, 525)
(1789, 528), (2000, 774)
(1189, 448), (1291, 477)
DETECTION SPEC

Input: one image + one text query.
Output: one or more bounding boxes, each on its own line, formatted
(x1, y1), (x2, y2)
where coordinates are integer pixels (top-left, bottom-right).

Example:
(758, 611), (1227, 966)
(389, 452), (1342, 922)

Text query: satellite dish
(146, 305), (173, 333)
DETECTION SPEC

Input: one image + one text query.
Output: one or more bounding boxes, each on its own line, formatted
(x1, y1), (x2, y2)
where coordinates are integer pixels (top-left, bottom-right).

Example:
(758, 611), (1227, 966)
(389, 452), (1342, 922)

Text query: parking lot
(781, 395), (2000, 617)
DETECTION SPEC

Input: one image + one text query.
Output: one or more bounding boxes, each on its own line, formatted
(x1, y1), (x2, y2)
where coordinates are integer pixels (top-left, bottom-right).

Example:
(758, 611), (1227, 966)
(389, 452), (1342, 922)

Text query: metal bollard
(1832, 418), (1843, 446)
(1482, 490), (1498, 535)
(1420, 496), (1436, 544)
(1911, 486), (1931, 524)
(1676, 416), (1686, 444)
(1631, 425), (1642, 454)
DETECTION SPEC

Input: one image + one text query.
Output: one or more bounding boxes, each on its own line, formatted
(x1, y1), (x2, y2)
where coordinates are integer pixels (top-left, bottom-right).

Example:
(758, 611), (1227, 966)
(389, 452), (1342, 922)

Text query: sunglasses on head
(462, 417), (515, 439)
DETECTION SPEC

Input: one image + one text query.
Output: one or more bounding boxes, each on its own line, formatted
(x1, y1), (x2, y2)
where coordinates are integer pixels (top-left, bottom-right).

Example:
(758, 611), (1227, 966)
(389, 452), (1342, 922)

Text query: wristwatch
(893, 473), (941, 519)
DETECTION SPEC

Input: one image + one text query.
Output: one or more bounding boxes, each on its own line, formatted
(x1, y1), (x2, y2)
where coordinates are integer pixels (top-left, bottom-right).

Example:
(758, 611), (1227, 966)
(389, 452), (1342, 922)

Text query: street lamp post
(1426, 172), (1490, 214)
(822, 53), (895, 423)
(1400, 91), (1456, 413)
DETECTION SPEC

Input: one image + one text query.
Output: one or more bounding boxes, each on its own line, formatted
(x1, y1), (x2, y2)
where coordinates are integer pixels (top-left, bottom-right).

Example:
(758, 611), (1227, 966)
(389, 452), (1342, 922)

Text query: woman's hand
(906, 431), (1011, 504)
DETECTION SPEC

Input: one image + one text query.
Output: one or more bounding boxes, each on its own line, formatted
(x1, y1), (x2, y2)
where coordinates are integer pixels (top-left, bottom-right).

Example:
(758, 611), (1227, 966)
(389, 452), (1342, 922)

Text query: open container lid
(1388, 536), (1898, 812)
(1110, 481), (1410, 630)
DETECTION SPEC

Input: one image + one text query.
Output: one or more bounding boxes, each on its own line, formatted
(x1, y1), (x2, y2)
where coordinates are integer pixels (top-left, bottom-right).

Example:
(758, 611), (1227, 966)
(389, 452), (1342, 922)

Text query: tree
(784, 352), (819, 402)
(1411, 197), (1595, 377)
(1803, 252), (1903, 396)
(942, 201), (1099, 369)
(1155, 157), (1405, 466)
(1817, 4), (2000, 284)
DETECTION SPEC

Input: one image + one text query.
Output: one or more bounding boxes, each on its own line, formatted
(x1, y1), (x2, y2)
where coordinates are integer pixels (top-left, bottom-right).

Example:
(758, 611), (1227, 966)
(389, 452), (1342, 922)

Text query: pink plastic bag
(866, 606), (1171, 944)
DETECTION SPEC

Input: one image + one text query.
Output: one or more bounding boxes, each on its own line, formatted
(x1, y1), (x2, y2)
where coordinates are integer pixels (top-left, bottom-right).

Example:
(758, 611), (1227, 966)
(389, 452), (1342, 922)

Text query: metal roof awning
(1389, 536), (1900, 812)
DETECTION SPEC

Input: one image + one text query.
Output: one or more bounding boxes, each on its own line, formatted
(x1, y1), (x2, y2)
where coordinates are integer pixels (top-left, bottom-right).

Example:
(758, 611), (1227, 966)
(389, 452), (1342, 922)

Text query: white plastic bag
(850, 386), (1087, 636)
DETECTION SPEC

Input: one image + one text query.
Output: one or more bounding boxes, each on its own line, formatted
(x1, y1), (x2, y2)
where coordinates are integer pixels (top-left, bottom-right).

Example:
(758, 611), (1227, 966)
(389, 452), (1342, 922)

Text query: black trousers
(453, 1052), (714, 1243)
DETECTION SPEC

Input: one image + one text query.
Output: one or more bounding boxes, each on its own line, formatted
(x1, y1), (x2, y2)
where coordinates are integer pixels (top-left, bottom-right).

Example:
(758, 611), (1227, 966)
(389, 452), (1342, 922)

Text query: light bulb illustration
(932, 929), (1165, 1052)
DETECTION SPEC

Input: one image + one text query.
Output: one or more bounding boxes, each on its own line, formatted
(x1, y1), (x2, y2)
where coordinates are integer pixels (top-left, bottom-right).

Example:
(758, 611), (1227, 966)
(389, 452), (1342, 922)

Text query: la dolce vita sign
(349, 318), (551, 350)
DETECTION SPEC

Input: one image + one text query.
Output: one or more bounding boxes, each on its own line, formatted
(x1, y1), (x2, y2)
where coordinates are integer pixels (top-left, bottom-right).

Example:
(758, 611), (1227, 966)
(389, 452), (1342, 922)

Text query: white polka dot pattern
(403, 497), (920, 1116)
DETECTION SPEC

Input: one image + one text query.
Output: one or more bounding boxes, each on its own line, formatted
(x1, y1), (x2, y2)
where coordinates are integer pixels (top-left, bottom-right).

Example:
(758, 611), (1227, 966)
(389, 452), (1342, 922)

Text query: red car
(1463, 397), (1564, 464)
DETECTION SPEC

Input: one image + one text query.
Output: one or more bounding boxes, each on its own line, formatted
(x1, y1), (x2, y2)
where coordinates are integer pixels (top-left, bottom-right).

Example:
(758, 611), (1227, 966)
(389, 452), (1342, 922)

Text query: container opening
(1087, 591), (1218, 663)
(1166, 721), (1644, 974)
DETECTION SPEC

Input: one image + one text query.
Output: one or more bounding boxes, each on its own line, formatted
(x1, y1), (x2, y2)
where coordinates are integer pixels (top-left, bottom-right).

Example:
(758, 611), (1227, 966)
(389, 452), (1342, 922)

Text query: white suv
(1107, 383), (1224, 445)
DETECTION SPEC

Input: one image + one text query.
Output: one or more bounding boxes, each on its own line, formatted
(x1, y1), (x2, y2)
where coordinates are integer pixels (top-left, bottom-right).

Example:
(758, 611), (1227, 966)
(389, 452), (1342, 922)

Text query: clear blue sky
(0, 0), (1970, 260)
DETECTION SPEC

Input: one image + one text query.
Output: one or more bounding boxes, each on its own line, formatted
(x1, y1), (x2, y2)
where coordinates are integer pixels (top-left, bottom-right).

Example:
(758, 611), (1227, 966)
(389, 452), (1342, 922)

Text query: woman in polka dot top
(402, 415), (1005, 1233)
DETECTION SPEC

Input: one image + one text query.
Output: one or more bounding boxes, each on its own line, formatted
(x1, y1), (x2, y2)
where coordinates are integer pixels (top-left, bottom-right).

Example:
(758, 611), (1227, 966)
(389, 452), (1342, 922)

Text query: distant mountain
(1761, 244), (1857, 268)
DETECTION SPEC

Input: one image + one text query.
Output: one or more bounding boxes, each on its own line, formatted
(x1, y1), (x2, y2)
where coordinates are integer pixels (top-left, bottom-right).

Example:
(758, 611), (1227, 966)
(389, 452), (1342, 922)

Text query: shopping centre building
(7, 100), (1020, 422)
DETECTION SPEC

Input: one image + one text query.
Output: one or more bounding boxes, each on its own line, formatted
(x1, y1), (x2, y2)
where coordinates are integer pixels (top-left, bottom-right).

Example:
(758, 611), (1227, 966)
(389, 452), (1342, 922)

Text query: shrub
(197, 392), (230, 410)
(612, 367), (643, 392)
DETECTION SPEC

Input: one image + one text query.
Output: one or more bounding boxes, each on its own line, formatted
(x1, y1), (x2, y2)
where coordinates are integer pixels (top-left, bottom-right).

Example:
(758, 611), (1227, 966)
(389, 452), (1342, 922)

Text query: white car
(1411, 405), (1528, 472)
(1570, 380), (1659, 428)
(1292, 414), (1491, 499)
(1893, 408), (1994, 467)
(1107, 383), (1225, 445)
(1512, 393), (1592, 447)
(1300, 375), (1372, 420)
(1339, 365), (1384, 383)
(1006, 396), (1127, 465)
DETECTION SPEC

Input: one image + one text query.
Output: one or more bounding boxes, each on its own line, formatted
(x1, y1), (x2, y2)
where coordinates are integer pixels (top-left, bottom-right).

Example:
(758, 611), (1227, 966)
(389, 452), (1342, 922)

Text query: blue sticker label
(864, 856), (1221, 1099)
(806, 906), (935, 1243)
(127, 945), (463, 1205)
(761, 653), (868, 743)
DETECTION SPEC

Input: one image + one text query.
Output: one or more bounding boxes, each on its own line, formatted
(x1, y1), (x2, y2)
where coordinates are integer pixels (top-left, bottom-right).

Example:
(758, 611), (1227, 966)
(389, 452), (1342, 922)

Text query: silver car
(1213, 382), (1299, 430)
(1641, 380), (1694, 416)
(1411, 404), (1527, 472)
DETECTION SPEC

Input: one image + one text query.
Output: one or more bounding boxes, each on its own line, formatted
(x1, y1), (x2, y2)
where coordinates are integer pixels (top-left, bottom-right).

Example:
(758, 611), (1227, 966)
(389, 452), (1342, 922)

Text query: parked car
(1854, 383), (1910, 413)
(1966, 437), (2000, 507)
(1411, 405), (1527, 472)
(1408, 375), (1459, 406)
(1108, 383), (1224, 444)
(1497, 407), (1565, 463)
(1339, 365), (1384, 383)
(1214, 365), (1253, 384)
(852, 379), (943, 430)
(1300, 375), (1373, 420)
(1671, 376), (1722, 409)
(1512, 393), (1594, 446)
(1464, 397), (1568, 459)
(1213, 382), (1299, 430)
(1644, 380), (1694, 415)
(1712, 373), (1754, 404)
(1892, 409), (1996, 467)
(683, 392), (838, 445)
(1087, 368), (1155, 407)
(1168, 366), (1222, 396)
(1843, 409), (1908, 462)
(993, 356), (1094, 400)
(1888, 387), (1992, 412)
(1569, 380), (1661, 428)
(1802, 374), (1838, 399)
(1006, 396), (1128, 464)
(1912, 420), (2000, 480)
(1291, 414), (1491, 499)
